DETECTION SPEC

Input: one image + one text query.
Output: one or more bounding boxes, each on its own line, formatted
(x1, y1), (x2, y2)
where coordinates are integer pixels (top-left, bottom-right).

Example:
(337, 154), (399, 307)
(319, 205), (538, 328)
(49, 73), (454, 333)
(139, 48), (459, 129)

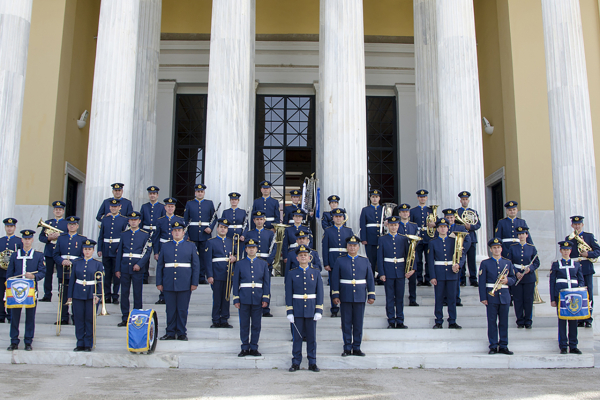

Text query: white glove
(313, 313), (322, 321)
(287, 314), (295, 323)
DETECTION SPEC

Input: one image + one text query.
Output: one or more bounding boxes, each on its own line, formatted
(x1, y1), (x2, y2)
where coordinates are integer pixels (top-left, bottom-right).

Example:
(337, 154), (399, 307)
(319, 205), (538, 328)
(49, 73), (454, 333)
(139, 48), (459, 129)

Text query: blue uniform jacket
(507, 243), (540, 284)
(7, 249), (46, 288)
(140, 201), (166, 230)
(456, 207), (481, 243)
(494, 217), (534, 254)
(0, 235), (22, 278)
(322, 225), (354, 267)
(410, 205), (433, 243)
(331, 255), (376, 303)
(97, 214), (129, 257)
(67, 257), (104, 300)
(152, 214), (185, 255)
(285, 248), (322, 275)
(96, 197), (133, 222)
(321, 211), (334, 230)
(251, 196), (280, 229)
(156, 239), (201, 291)
(565, 232), (600, 276)
(283, 204), (312, 225)
(359, 205), (383, 245)
(282, 224), (312, 256)
(285, 264), (324, 318)
(478, 257), (516, 305)
(549, 259), (585, 301)
(232, 256), (271, 305)
(427, 236), (465, 281)
(221, 207), (247, 238)
(397, 221), (419, 236)
(377, 233), (410, 279)
(38, 218), (68, 257)
(183, 198), (216, 242)
(204, 235), (233, 281)
(244, 228), (275, 265)
(53, 233), (87, 278)
(115, 228), (152, 274)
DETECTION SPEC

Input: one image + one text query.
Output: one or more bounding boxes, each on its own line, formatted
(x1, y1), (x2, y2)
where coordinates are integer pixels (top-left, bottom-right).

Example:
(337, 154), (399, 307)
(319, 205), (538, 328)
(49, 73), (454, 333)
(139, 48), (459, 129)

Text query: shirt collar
(174, 239), (184, 244)
(347, 254), (358, 260)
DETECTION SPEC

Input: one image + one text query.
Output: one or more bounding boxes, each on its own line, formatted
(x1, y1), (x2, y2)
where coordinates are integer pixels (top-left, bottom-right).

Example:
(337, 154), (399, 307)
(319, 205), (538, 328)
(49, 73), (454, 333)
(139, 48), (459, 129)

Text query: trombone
(93, 271), (106, 350)
(56, 263), (72, 336)
(225, 234), (240, 301)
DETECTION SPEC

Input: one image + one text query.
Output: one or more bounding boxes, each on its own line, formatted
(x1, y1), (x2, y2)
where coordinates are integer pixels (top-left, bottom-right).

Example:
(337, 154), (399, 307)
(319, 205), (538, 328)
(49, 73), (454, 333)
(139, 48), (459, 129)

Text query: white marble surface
(153, 81), (177, 196)
(13, 204), (53, 252)
(520, 209), (557, 267)
(541, 0), (600, 241)
(203, 0), (256, 209)
(0, 1), (32, 220)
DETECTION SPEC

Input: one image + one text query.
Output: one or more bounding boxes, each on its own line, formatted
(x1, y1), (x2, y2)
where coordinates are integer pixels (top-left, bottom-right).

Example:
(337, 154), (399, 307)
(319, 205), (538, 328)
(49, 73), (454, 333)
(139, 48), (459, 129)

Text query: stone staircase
(0, 276), (595, 369)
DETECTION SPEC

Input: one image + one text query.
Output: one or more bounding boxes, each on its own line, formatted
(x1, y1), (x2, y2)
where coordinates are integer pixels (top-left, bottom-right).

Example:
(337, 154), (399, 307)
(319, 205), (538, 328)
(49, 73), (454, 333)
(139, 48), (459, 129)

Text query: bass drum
(148, 311), (158, 354)
(127, 309), (159, 354)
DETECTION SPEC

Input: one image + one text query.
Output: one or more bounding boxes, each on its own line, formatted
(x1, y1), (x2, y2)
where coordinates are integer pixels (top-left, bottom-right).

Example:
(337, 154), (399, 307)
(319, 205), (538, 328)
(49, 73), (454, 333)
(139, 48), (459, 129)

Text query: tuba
(302, 173), (318, 216)
(568, 231), (597, 263)
(37, 218), (64, 244)
(426, 205), (439, 238)
(452, 231), (469, 266)
(380, 203), (398, 236)
(270, 224), (290, 276)
(0, 249), (14, 270)
(488, 266), (509, 297)
(403, 234), (422, 274)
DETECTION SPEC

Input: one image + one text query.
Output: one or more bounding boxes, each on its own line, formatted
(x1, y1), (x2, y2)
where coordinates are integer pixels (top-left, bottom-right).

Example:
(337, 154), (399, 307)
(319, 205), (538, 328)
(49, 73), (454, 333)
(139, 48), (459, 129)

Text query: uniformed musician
(508, 226), (539, 329)
(378, 216), (412, 329)
(566, 215), (600, 328)
(392, 203), (420, 306)
(6, 229), (45, 351)
(479, 237), (516, 355)
(550, 240), (585, 354)
(456, 191), (481, 287)
(282, 209), (312, 262)
(440, 209), (471, 307)
(96, 183), (133, 222)
(140, 186), (165, 284)
(97, 198), (128, 304)
(283, 189), (313, 225)
(115, 212), (152, 327)
(67, 239), (103, 352)
(331, 235), (376, 357)
(205, 218), (236, 328)
(427, 218), (464, 329)
(38, 201), (67, 302)
(1, 217), (22, 323)
(53, 216), (87, 325)
(322, 208), (354, 317)
(183, 183), (216, 284)
(286, 245), (323, 372)
(359, 189), (384, 284)
(156, 221), (200, 341)
(221, 192), (246, 239)
(251, 180), (280, 230)
(321, 195), (341, 230)
(232, 238), (270, 357)
(410, 190), (435, 286)
(284, 230), (321, 276)
(495, 201), (533, 257)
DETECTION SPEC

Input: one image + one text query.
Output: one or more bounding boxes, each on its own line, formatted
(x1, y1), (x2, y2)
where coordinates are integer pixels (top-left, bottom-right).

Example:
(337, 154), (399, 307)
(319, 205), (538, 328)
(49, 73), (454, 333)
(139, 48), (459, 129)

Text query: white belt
(143, 225), (155, 230)
(265, 217), (275, 222)
(434, 261), (453, 266)
(257, 253), (270, 258)
(366, 223), (380, 228)
(188, 222), (210, 226)
(61, 255), (76, 260)
(240, 282), (263, 288)
(384, 257), (405, 263)
(293, 294), (316, 299)
(229, 225), (242, 229)
(329, 248), (348, 252)
(556, 279), (578, 284)
(289, 243), (299, 248)
(124, 253), (143, 258)
(340, 279), (366, 285)
(165, 263), (191, 268)
(76, 279), (97, 286)
(103, 238), (120, 243)
(514, 264), (526, 270)
(486, 283), (508, 289)
(212, 257), (229, 262)
(160, 239), (169, 243)
(419, 227), (427, 231)
(288, 220), (294, 224)
(502, 238), (519, 243)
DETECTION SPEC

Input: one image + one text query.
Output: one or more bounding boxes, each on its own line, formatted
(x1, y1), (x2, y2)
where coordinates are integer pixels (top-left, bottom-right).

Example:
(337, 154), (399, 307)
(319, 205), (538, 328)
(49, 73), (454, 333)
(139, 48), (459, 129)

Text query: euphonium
(271, 224), (289, 276)
(488, 266), (509, 297)
(426, 205), (439, 238)
(403, 234), (422, 274)
(452, 231), (469, 266)
(568, 231), (597, 263)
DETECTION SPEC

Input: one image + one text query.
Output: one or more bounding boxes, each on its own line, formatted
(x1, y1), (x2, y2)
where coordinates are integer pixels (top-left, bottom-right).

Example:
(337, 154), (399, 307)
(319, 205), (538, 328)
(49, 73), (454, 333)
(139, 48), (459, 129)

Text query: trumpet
(488, 266), (509, 297)
(225, 234), (240, 301)
(403, 234), (422, 274)
(426, 205), (439, 238)
(568, 231), (598, 263)
(37, 218), (64, 243)
(452, 231), (469, 266)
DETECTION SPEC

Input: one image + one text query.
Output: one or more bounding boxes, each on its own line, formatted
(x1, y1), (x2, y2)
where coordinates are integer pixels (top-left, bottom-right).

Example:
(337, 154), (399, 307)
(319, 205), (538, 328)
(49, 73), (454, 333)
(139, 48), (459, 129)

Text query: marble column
(82, 0), (162, 238)
(0, 1), (33, 220)
(541, 0), (599, 241)
(435, 0), (487, 258)
(319, 0), (368, 234)
(204, 0), (256, 210)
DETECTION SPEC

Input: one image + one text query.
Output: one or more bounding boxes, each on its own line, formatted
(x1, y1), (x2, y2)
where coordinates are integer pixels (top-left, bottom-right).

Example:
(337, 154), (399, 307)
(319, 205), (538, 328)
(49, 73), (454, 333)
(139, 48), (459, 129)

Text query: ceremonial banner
(5, 278), (36, 309)
(559, 287), (591, 320)
(127, 309), (158, 353)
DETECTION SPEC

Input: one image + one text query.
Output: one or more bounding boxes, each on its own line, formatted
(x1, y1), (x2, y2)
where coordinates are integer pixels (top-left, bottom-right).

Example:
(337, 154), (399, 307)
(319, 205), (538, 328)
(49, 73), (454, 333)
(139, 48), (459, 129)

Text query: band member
(67, 239), (103, 352)
(359, 189), (383, 283)
(97, 198), (128, 304)
(244, 211), (276, 317)
(156, 221), (200, 341)
(221, 192), (246, 239)
(153, 197), (185, 304)
(550, 240), (585, 354)
(140, 186), (165, 284)
(96, 183), (133, 222)
(286, 245), (323, 372)
(233, 238), (270, 356)
(322, 208), (354, 317)
(251, 180), (280, 230)
(392, 203), (419, 306)
(282, 209), (312, 262)
(378, 216), (412, 329)
(508, 226), (540, 329)
(456, 191), (481, 287)
(1, 218), (22, 322)
(494, 201), (533, 257)
(321, 195), (341, 230)
(566, 215), (600, 328)
(39, 201), (67, 302)
(428, 218), (464, 329)
(479, 238), (516, 355)
(441, 209), (471, 307)
(115, 212), (152, 327)
(331, 235), (376, 356)
(410, 189), (435, 286)
(53, 216), (87, 325)
(284, 230), (321, 276)
(6, 229), (45, 351)
(184, 183), (216, 284)
(205, 218), (236, 328)
(283, 189), (313, 225)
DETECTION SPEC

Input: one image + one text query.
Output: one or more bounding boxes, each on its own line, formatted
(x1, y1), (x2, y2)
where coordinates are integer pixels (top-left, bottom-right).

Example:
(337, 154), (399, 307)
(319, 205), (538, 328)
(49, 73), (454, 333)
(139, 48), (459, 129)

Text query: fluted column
(204, 0), (256, 209)
(319, 0), (368, 234)
(541, 0), (599, 241)
(0, 1), (33, 219)
(436, 0), (487, 258)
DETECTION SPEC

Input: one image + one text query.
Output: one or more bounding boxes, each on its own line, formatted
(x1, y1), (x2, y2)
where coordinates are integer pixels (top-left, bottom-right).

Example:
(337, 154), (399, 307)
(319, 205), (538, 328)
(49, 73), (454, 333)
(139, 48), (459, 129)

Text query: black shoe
(83, 347), (92, 352)
(0, 319), (4, 323)
(387, 323), (396, 329)
(155, 299), (165, 305)
(525, 325), (532, 330)
(448, 323), (462, 329)
(159, 334), (175, 340)
(578, 321), (585, 327)
(289, 363), (300, 372)
(39, 297), (52, 302)
(585, 321), (592, 328)
(488, 347), (498, 354)
(221, 323), (233, 329)
(417, 282), (424, 287)
(24, 344), (32, 351)
(509, 300), (513, 306)
(560, 348), (568, 354)
(353, 349), (366, 357)
(117, 321), (127, 327)
(210, 323), (222, 328)
(199, 279), (209, 285)
(433, 323), (443, 329)
(262, 313), (273, 318)
(396, 323), (408, 329)
(177, 335), (188, 341)
(238, 350), (249, 357)
(143, 279), (149, 284)
(308, 364), (320, 372)
(6, 344), (17, 351)
(341, 350), (352, 357)
(73, 346), (85, 352)
(104, 298), (112, 304)
(517, 325), (525, 329)
(303, 337), (307, 342)
(498, 347), (513, 355)
(460, 282), (466, 287)
(570, 348), (582, 354)
(409, 301), (419, 307)
(423, 281), (432, 287)
(248, 349), (261, 357)
(443, 302), (448, 307)
(331, 312), (338, 318)
(456, 302), (463, 307)
(470, 282), (478, 287)
(112, 299), (119, 305)
(54, 320), (69, 326)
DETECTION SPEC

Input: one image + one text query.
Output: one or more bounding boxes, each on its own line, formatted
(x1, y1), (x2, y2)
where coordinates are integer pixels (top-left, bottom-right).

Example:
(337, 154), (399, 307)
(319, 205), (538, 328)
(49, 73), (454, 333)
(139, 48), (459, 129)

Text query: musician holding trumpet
(38, 201), (67, 302)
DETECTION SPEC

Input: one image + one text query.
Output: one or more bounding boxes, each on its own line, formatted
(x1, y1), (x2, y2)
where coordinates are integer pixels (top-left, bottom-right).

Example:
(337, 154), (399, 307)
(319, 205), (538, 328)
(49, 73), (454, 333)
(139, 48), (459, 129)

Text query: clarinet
(208, 202), (222, 228)
(514, 254), (538, 286)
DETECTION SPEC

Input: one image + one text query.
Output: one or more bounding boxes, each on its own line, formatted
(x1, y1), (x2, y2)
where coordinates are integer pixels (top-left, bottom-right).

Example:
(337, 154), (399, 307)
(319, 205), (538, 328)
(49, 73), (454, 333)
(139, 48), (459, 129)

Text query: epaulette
(508, 242), (519, 247)
(310, 265), (320, 270)
(208, 237), (218, 241)
(289, 265), (299, 271)
(176, 215), (183, 218)
(358, 255), (368, 259)
(157, 215), (166, 220)
(140, 229), (149, 234)
(501, 256), (510, 260)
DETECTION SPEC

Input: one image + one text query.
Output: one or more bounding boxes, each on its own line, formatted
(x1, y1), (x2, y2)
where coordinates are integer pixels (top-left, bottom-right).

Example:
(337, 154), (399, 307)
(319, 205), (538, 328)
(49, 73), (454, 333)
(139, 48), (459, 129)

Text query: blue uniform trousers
(408, 273), (416, 303)
(239, 303), (262, 351)
(102, 257), (120, 301)
(460, 245), (477, 285)
(211, 280), (230, 324)
(72, 298), (94, 348)
(263, 269), (272, 315)
(434, 280), (457, 325)
(43, 256), (56, 299)
(384, 278), (405, 324)
(486, 302), (509, 349)
(327, 271), (339, 314)
(164, 290), (191, 336)
(365, 244), (378, 279)
(10, 306), (36, 345)
(584, 273), (594, 322)
(512, 281), (534, 326)
(194, 241), (208, 282)
(0, 277), (8, 321)
(120, 272), (143, 322)
(556, 305), (578, 350)
(415, 243), (430, 283)
(292, 317), (317, 366)
(340, 302), (365, 351)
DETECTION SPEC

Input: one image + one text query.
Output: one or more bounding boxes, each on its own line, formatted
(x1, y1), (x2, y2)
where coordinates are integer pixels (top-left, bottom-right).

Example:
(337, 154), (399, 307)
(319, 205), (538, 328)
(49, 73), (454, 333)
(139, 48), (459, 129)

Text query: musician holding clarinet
(507, 226), (539, 329)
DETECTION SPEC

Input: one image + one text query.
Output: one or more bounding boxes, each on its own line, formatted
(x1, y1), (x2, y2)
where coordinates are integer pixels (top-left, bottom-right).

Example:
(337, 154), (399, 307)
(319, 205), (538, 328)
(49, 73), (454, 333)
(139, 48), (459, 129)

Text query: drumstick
(11, 271), (38, 279)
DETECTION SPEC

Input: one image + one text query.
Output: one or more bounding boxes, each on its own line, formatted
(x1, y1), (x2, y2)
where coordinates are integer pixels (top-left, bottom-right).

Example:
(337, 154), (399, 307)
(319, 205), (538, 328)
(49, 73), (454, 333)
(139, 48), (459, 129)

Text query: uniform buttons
(353, 290), (356, 292)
